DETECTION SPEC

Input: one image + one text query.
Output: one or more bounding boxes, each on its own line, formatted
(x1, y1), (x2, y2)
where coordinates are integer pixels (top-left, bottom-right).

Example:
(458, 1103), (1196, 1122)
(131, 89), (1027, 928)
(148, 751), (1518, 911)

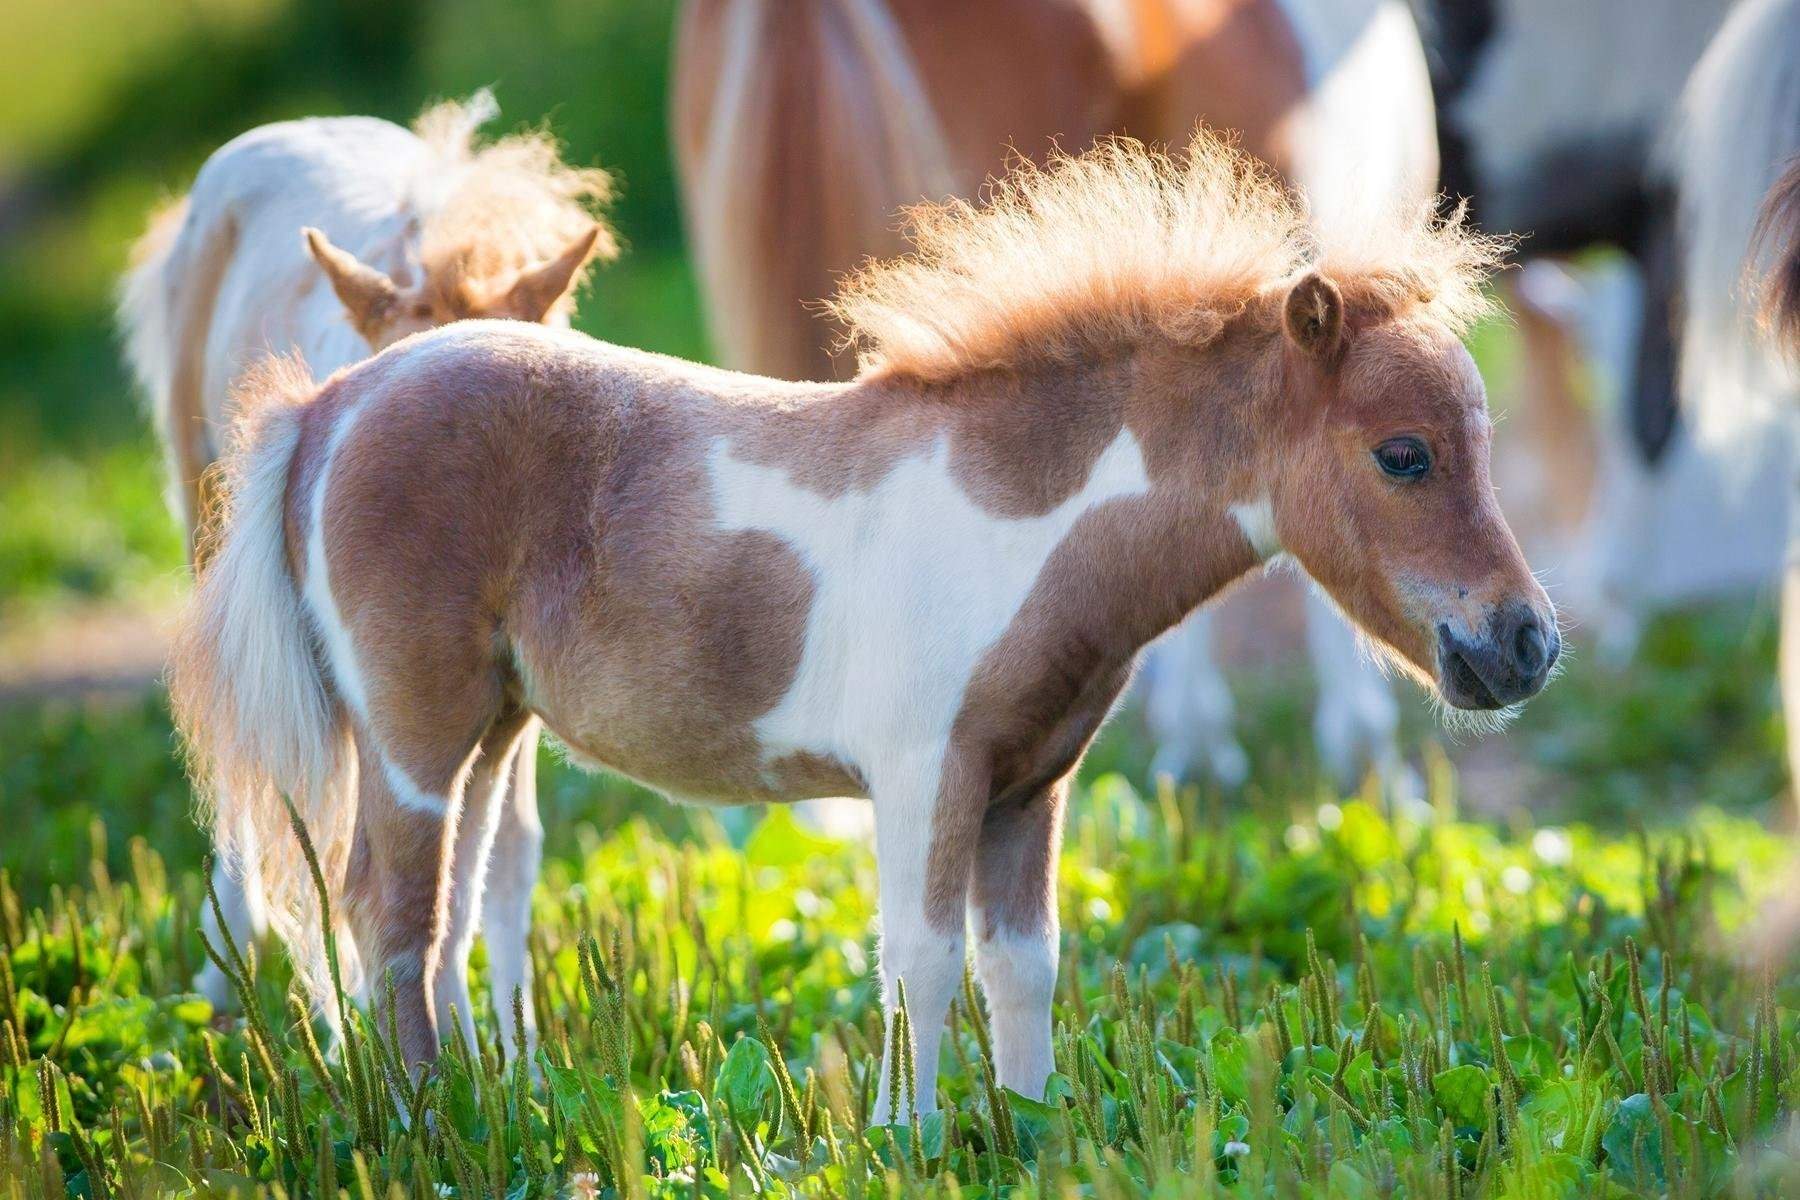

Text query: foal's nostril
(1512, 616), (1546, 678)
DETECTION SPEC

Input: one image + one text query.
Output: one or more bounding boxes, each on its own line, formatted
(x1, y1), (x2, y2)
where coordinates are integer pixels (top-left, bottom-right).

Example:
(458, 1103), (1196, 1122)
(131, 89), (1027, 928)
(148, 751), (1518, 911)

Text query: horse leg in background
(482, 718), (545, 1052)
(968, 780), (1065, 1099)
(1143, 613), (1249, 788)
(869, 751), (977, 1125)
(1302, 589), (1418, 800)
(436, 714), (533, 1053)
(194, 808), (267, 1007)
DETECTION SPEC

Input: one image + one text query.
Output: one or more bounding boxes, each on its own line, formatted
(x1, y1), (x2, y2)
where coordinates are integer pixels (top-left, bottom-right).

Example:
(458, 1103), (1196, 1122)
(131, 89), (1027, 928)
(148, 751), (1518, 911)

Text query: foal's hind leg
(340, 723), (467, 1070)
(438, 713), (533, 1052)
(482, 718), (544, 1052)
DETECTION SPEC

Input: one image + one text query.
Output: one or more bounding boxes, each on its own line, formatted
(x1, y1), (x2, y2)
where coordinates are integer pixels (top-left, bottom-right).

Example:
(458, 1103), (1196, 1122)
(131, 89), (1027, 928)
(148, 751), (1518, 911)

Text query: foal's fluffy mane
(411, 91), (618, 312)
(831, 133), (1506, 382)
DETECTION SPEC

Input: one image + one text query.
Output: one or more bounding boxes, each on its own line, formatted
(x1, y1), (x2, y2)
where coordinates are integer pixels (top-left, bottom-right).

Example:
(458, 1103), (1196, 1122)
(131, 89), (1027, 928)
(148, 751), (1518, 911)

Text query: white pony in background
(1669, 0), (1800, 789)
(1427, 0), (1788, 660)
(118, 91), (614, 1039)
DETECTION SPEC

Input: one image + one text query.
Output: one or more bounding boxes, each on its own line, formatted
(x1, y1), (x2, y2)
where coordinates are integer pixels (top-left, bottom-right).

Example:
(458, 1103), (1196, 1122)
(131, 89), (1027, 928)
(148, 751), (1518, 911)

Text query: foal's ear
(494, 223), (604, 322)
(1282, 271), (1345, 361)
(304, 228), (400, 336)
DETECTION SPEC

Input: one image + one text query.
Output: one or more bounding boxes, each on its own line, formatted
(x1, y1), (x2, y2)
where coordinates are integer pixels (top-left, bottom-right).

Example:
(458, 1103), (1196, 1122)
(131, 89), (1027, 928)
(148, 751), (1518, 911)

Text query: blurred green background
(0, 0), (1790, 899)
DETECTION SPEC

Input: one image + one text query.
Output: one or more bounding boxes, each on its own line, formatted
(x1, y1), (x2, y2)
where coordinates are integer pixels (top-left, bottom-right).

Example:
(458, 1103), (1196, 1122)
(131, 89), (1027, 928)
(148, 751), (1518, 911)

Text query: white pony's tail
(117, 198), (184, 421)
(1670, 0), (1800, 443)
(168, 355), (359, 1014)
(118, 197), (198, 528)
(1753, 157), (1800, 356)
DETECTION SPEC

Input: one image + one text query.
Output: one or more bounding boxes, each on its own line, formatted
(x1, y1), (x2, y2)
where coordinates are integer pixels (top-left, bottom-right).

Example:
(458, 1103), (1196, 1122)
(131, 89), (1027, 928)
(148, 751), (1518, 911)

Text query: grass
(0, 636), (1797, 1198)
(2, 727), (1800, 1197)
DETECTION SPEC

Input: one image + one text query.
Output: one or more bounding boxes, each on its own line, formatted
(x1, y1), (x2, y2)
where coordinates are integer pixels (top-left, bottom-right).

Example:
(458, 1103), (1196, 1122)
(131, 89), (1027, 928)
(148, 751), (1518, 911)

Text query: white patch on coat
(706, 426), (1151, 785)
(1229, 495), (1282, 561)
(302, 391), (447, 818)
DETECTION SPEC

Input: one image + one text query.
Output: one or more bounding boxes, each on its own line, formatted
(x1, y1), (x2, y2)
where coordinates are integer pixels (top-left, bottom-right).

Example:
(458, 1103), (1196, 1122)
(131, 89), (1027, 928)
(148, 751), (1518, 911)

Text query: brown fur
(672, 0), (1308, 382)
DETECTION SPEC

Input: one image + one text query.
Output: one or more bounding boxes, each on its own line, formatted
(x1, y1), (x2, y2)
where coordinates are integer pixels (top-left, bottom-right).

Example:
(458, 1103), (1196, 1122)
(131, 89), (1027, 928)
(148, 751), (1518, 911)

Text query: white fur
(1671, 0), (1800, 444)
(1144, 613), (1249, 787)
(1280, 0), (1439, 224)
(707, 424), (1150, 1118)
(483, 727), (544, 1050)
(971, 922), (1059, 1097)
(1228, 495), (1283, 562)
(709, 428), (1150, 771)
(118, 113), (478, 516)
(1524, 259), (1790, 662)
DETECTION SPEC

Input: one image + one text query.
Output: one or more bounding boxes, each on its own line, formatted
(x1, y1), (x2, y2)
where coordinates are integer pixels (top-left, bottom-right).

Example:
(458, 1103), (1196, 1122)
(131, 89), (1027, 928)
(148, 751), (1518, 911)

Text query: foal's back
(287, 322), (873, 804)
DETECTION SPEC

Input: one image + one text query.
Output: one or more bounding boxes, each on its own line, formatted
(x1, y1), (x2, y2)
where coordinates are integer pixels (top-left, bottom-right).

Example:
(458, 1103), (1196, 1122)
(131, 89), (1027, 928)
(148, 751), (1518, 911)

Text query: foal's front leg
(869, 752), (980, 1126)
(969, 780), (1065, 1100)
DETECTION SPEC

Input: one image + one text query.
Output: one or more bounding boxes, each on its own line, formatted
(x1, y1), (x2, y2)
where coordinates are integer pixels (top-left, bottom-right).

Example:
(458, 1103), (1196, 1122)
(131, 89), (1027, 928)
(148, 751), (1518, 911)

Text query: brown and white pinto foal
(120, 91), (613, 1036)
(171, 137), (1557, 1120)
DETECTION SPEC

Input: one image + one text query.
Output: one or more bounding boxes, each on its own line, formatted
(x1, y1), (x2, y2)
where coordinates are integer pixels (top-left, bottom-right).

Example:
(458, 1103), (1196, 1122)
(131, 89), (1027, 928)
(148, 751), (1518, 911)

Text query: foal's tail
(167, 355), (358, 1013)
(1753, 158), (1800, 357)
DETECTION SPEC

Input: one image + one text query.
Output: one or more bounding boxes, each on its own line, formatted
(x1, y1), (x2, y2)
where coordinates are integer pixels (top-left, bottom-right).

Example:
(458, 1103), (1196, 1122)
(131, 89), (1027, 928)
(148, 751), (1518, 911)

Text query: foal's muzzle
(1435, 603), (1559, 710)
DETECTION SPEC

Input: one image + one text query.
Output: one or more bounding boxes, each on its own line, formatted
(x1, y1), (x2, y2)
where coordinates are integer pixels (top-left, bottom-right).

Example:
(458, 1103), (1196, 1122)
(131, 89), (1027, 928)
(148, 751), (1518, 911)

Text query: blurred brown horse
(674, 0), (1436, 381)
(672, 0), (1439, 792)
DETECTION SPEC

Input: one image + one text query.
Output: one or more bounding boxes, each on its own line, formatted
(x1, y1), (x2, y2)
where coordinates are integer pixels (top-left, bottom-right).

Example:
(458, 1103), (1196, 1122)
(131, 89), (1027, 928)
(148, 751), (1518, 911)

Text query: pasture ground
(5, 1), (1800, 1195)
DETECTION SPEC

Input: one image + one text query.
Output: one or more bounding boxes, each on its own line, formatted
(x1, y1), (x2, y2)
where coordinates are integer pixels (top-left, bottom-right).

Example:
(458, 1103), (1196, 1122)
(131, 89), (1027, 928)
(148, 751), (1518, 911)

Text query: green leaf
(1003, 1087), (1064, 1159)
(1210, 1029), (1249, 1105)
(715, 1035), (777, 1127)
(1434, 1064), (1492, 1129)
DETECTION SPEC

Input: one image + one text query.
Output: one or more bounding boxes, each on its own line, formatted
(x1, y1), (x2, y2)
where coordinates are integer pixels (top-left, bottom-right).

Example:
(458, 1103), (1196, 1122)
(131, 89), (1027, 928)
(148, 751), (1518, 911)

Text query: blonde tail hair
(168, 354), (359, 1015)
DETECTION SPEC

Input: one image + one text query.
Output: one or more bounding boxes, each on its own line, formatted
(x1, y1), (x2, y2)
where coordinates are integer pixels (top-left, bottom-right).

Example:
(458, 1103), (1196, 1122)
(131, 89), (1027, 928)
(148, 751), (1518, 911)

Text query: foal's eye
(1373, 437), (1431, 480)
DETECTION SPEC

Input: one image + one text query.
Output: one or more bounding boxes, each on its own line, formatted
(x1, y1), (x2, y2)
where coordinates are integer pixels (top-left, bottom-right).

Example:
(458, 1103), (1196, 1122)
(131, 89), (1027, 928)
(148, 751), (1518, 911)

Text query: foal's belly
(538, 709), (867, 809)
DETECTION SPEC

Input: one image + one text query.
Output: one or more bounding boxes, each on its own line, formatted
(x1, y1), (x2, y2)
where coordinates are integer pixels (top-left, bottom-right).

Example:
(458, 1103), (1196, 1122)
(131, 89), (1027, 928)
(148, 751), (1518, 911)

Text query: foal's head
(304, 222), (607, 350)
(1264, 272), (1558, 712)
(829, 134), (1556, 712)
(304, 92), (616, 351)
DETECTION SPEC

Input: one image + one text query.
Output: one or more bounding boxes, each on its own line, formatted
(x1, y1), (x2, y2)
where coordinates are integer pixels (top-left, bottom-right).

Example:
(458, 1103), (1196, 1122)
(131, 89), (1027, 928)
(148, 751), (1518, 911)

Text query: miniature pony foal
(171, 137), (1557, 1120)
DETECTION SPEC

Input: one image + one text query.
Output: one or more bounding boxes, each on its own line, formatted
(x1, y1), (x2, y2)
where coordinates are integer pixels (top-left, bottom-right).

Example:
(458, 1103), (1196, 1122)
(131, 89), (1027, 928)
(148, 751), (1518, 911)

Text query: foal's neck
(838, 346), (1267, 650)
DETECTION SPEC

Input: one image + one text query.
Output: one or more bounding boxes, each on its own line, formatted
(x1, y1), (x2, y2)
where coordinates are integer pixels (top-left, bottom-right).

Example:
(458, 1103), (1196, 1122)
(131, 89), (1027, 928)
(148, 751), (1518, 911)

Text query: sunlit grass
(2, 738), (1798, 1196)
